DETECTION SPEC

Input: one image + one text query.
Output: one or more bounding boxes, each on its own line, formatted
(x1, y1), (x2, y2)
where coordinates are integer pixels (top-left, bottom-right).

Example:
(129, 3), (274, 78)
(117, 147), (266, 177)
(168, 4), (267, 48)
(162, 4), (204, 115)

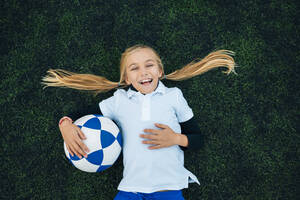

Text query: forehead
(125, 48), (157, 67)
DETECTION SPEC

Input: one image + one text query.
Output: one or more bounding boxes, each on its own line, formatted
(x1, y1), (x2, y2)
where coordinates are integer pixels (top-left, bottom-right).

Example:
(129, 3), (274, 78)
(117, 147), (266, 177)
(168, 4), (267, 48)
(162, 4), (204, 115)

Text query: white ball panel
(81, 126), (102, 151)
(72, 158), (99, 172)
(99, 117), (119, 137)
(101, 141), (121, 165)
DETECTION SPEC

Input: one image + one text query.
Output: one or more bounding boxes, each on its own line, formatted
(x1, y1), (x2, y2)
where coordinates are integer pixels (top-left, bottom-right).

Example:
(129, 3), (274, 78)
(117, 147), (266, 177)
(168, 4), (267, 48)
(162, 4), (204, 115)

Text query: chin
(134, 79), (159, 94)
(139, 87), (154, 94)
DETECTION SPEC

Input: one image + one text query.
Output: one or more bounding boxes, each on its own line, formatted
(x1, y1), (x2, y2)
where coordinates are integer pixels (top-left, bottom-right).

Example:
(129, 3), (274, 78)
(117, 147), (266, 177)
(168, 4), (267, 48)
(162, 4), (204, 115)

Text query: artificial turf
(1, 0), (299, 199)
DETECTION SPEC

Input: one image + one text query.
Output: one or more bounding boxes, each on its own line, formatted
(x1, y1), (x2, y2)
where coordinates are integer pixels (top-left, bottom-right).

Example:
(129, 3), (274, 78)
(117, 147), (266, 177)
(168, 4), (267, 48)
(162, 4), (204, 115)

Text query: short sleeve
(174, 88), (194, 123)
(99, 95), (117, 121)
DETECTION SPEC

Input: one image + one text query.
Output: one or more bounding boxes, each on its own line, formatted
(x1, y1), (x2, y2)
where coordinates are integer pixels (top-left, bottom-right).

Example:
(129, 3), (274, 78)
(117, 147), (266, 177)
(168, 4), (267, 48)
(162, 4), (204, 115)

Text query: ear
(125, 75), (130, 85)
(159, 68), (163, 78)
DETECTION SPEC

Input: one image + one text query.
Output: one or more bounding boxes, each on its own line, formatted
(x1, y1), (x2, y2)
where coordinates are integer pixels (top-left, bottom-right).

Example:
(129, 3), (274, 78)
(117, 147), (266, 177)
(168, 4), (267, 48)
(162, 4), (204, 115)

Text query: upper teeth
(140, 79), (151, 83)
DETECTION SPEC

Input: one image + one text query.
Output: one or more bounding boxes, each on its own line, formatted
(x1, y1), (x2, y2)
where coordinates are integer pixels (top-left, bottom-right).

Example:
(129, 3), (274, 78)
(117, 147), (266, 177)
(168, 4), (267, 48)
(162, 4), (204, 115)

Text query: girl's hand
(140, 123), (186, 150)
(59, 119), (89, 158)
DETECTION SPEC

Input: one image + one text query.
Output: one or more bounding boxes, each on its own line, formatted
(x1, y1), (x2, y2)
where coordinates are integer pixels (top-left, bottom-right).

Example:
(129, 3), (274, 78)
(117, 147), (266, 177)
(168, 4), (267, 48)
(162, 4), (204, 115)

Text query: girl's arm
(179, 117), (204, 151)
(140, 117), (204, 150)
(59, 105), (101, 159)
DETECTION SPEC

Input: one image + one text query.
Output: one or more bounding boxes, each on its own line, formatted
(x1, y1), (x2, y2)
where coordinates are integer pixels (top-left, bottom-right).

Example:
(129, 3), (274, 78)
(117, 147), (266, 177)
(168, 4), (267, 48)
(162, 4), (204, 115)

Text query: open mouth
(139, 78), (153, 85)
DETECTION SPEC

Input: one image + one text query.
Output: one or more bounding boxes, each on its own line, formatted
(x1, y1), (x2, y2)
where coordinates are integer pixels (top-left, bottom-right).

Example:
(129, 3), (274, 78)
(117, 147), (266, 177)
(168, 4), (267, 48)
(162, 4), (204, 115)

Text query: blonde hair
(42, 44), (237, 94)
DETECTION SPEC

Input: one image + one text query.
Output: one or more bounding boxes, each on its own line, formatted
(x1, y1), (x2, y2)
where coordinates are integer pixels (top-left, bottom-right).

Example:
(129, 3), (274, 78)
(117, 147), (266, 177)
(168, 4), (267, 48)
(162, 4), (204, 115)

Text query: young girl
(42, 44), (236, 200)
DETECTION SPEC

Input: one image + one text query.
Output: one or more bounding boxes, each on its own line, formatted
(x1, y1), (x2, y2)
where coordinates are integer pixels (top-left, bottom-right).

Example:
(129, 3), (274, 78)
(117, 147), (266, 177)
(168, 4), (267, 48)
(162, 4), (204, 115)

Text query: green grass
(1, 0), (299, 199)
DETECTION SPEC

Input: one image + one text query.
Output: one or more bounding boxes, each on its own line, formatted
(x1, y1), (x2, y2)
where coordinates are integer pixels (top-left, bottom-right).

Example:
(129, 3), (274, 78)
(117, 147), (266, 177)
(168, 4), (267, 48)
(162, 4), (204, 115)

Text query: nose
(139, 66), (149, 77)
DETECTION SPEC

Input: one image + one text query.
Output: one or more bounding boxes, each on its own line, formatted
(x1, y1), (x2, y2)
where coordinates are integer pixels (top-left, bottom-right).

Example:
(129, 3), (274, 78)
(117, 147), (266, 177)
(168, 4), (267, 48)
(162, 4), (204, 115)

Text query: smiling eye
(146, 64), (153, 67)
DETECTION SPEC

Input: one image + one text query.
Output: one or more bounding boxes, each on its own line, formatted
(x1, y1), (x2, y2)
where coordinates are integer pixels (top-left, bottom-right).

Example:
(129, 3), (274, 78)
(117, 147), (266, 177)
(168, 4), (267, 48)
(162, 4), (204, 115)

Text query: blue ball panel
(70, 153), (82, 161)
(97, 165), (111, 172)
(101, 130), (116, 148)
(83, 117), (101, 130)
(117, 132), (122, 147)
(86, 150), (103, 165)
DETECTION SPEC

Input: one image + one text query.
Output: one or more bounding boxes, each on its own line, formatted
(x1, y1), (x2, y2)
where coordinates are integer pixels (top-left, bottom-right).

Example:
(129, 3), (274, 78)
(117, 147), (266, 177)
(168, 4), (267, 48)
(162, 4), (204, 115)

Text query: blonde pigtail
(165, 50), (237, 81)
(41, 69), (123, 94)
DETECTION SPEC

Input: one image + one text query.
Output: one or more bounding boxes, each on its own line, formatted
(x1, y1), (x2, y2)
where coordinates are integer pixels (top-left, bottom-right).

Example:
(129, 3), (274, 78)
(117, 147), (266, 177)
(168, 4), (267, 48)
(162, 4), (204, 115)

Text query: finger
(155, 123), (168, 129)
(71, 128), (89, 155)
(140, 134), (157, 140)
(148, 144), (163, 150)
(140, 134), (150, 139)
(66, 144), (74, 157)
(75, 130), (90, 153)
(142, 140), (158, 145)
(76, 144), (88, 158)
(143, 129), (158, 134)
(74, 147), (86, 159)
(69, 143), (83, 159)
(73, 139), (88, 158)
(76, 127), (87, 140)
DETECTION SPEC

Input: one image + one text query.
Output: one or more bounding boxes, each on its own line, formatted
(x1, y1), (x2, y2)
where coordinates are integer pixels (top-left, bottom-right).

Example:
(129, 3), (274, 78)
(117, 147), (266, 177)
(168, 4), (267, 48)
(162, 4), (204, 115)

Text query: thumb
(155, 123), (168, 129)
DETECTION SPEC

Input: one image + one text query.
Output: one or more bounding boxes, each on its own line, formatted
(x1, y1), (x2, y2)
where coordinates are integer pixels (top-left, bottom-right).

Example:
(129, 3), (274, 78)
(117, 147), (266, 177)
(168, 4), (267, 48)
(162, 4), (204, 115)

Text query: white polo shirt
(99, 81), (200, 193)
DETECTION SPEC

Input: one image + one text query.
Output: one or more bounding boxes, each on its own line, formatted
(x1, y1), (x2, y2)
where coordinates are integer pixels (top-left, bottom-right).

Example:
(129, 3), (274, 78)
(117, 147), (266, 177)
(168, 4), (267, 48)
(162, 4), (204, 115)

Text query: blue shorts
(114, 190), (185, 200)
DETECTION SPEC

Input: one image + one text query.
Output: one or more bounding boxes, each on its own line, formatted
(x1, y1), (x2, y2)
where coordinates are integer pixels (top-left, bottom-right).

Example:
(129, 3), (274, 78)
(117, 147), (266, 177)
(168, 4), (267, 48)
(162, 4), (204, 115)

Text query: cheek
(125, 71), (135, 84)
(124, 72), (131, 84)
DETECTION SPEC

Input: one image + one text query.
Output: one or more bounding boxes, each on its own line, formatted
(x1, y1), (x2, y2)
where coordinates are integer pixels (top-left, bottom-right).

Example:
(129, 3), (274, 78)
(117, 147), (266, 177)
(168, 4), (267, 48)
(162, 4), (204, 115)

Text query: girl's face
(125, 48), (162, 94)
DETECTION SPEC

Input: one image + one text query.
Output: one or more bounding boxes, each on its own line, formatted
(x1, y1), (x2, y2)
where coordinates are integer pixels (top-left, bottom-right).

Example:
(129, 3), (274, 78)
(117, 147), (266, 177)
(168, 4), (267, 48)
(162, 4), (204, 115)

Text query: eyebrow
(128, 59), (155, 68)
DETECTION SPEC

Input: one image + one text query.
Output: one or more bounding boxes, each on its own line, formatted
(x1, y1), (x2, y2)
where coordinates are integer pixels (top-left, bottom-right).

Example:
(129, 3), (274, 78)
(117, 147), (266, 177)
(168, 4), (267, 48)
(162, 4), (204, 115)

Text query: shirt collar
(127, 81), (166, 99)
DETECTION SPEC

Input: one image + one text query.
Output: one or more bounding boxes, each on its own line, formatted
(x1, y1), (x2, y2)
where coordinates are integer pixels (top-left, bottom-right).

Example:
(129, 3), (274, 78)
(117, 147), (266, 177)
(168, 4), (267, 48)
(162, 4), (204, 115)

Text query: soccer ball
(64, 114), (122, 172)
